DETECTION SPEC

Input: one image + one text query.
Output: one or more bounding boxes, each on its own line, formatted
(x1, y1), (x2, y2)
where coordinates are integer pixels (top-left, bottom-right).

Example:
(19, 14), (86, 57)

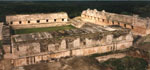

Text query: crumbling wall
(11, 30), (133, 67)
(12, 38), (132, 67)
(6, 12), (68, 25)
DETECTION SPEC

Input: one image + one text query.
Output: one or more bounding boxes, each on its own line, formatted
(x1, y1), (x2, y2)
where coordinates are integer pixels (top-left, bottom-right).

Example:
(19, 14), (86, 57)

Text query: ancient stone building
(0, 10), (136, 68)
(81, 9), (150, 36)
(6, 12), (68, 25)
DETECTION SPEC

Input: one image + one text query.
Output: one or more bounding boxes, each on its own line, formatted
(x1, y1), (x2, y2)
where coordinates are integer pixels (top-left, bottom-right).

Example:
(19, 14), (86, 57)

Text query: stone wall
(81, 9), (150, 36)
(12, 40), (132, 67)
(6, 12), (68, 25)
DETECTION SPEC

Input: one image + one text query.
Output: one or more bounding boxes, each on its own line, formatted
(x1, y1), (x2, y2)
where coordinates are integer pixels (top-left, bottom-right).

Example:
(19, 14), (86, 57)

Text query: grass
(13, 25), (76, 34)
(88, 47), (142, 58)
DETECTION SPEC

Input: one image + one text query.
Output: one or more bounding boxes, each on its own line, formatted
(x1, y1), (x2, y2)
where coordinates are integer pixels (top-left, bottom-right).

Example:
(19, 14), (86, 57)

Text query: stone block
(125, 33), (133, 41)
(85, 38), (92, 47)
(35, 56), (42, 63)
(3, 45), (11, 53)
(106, 35), (113, 44)
(73, 38), (80, 48)
(59, 40), (66, 50)
(48, 44), (55, 52)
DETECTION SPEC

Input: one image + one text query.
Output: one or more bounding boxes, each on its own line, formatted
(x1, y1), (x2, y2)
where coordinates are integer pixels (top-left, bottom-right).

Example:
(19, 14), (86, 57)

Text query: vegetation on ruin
(101, 56), (148, 70)
(13, 25), (75, 34)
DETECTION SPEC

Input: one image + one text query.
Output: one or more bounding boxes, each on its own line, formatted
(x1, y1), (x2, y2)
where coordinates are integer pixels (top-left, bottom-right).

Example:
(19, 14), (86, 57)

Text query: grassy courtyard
(13, 25), (75, 34)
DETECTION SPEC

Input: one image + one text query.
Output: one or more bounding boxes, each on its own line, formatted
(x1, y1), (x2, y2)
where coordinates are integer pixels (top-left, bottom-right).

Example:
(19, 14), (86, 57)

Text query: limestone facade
(6, 12), (68, 25)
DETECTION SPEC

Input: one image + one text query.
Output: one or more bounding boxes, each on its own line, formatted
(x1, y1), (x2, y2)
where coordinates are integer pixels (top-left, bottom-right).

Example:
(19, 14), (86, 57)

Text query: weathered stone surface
(59, 40), (66, 50)
(85, 38), (92, 47)
(73, 38), (80, 48)
(14, 43), (41, 56)
(48, 44), (55, 52)
(106, 35), (113, 44)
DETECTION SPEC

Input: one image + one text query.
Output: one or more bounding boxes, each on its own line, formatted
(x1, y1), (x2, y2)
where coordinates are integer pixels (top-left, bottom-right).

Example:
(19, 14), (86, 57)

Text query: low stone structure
(6, 12), (68, 25)
(81, 9), (150, 36)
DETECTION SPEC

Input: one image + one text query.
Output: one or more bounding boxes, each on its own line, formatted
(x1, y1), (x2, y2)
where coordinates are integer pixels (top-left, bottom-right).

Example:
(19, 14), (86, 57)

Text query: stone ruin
(81, 9), (150, 36)
(1, 9), (150, 69)
(8, 23), (133, 67)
